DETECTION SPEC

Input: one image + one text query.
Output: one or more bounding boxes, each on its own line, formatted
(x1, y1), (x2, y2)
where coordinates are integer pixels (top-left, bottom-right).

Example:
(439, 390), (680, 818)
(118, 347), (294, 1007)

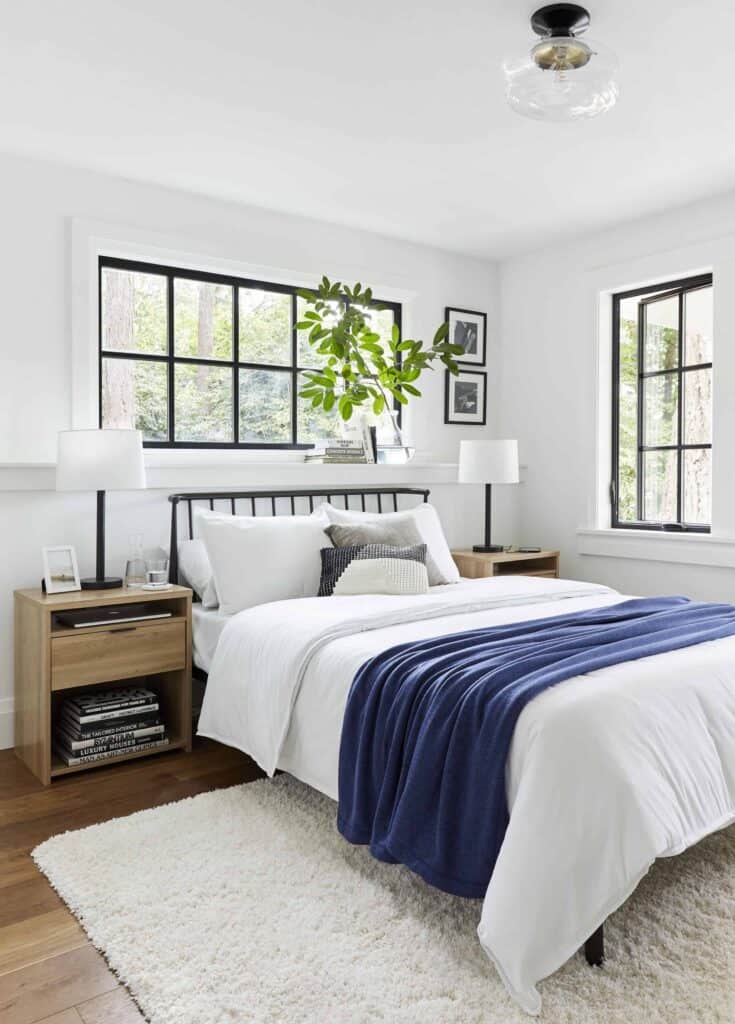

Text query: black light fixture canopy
(530, 4), (591, 38)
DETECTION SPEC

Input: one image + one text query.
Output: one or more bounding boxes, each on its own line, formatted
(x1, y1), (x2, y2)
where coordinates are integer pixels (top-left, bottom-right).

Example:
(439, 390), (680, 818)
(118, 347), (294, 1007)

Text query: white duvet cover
(198, 576), (735, 1014)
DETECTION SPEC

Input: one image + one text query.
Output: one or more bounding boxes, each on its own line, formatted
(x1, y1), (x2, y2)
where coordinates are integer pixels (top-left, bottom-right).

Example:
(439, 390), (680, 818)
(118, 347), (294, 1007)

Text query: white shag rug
(33, 775), (735, 1024)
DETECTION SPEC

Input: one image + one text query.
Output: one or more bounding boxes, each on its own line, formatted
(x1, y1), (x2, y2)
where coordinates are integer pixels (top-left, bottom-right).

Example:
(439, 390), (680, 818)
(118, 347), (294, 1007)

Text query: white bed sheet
(197, 576), (735, 1014)
(191, 604), (230, 673)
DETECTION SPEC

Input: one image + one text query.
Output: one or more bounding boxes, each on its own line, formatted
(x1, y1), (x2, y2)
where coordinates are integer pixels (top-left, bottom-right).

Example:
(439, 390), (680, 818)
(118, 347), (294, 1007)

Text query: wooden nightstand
(14, 585), (192, 785)
(452, 549), (560, 580)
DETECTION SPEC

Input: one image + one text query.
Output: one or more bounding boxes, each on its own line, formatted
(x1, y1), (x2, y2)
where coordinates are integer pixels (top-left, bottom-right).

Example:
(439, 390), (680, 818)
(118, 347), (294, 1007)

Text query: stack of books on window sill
(305, 424), (378, 465)
(53, 686), (169, 766)
(304, 440), (370, 465)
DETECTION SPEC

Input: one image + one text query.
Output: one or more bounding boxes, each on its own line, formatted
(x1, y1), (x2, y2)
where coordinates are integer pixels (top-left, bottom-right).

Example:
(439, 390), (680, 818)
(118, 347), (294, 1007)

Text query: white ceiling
(1, 0), (733, 259)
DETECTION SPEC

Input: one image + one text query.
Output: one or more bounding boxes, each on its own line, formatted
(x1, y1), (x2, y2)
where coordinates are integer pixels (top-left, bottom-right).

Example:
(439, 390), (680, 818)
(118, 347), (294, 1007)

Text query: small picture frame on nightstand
(42, 546), (81, 594)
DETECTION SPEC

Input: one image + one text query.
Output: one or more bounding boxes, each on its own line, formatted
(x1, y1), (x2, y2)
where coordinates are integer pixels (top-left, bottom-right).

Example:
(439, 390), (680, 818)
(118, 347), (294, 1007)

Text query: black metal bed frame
(166, 482), (605, 969)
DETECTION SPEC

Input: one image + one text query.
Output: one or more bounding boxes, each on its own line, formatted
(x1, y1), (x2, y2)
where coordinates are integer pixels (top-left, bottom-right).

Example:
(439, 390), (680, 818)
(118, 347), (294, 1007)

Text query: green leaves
(433, 321), (449, 345)
(297, 279), (468, 424)
(338, 393), (353, 420)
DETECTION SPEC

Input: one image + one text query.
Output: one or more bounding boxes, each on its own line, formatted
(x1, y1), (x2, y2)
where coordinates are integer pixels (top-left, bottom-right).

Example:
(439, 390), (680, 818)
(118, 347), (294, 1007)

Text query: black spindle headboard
(167, 487), (430, 584)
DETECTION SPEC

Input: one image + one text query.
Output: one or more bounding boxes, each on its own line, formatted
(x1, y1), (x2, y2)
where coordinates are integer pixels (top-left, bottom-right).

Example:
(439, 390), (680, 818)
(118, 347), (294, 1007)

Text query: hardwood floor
(0, 738), (263, 1024)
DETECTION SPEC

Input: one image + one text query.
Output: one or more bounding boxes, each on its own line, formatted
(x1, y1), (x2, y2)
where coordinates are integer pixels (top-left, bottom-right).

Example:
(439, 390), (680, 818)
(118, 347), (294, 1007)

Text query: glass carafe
(124, 534), (147, 588)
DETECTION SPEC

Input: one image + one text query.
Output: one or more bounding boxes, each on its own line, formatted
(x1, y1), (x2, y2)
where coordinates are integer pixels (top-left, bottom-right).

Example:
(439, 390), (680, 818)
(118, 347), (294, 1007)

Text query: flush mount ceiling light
(503, 4), (618, 121)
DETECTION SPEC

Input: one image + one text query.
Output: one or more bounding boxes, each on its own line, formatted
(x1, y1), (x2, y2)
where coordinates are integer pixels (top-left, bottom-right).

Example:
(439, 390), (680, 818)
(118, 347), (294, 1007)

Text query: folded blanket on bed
(337, 596), (735, 898)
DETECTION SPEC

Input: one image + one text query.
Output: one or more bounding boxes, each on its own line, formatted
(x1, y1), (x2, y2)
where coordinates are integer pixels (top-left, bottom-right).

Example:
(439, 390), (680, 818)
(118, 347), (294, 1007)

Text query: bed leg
(584, 923), (605, 966)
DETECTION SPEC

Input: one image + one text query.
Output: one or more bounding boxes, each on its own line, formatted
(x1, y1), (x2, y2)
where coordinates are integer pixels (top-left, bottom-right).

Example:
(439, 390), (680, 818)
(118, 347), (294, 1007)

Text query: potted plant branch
(297, 277), (464, 457)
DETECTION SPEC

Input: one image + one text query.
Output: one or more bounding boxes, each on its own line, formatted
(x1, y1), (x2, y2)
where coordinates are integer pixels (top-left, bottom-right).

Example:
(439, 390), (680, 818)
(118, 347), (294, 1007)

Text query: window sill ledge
(0, 458), (460, 492)
(577, 528), (735, 569)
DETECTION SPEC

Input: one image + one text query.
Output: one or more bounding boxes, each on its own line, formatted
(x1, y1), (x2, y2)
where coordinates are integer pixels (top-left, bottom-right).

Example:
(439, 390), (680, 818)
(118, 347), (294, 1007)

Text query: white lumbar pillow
(200, 515), (332, 615)
(333, 557), (429, 596)
(322, 503), (459, 585)
(192, 503), (329, 538)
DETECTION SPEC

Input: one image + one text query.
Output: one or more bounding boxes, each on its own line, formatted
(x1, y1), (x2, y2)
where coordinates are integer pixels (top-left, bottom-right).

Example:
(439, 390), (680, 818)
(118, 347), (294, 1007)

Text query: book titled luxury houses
(54, 685), (168, 767)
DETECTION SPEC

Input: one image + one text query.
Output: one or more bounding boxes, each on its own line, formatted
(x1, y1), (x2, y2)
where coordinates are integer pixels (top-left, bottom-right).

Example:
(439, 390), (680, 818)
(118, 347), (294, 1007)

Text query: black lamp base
(472, 544), (505, 553)
(81, 576), (124, 591)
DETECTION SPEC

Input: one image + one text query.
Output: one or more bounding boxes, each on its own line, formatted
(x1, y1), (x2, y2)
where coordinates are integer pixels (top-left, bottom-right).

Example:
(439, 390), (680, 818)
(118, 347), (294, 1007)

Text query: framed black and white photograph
(42, 545), (81, 594)
(444, 370), (487, 425)
(445, 307), (486, 366)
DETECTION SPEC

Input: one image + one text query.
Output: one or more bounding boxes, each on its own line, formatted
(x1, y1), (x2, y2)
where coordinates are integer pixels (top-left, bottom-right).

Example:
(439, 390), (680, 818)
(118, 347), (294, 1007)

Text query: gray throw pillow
(325, 521), (445, 587)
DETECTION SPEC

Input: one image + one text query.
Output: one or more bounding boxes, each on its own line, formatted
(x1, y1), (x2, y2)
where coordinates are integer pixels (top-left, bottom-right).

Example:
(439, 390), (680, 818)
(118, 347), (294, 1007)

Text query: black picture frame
(444, 369), (487, 425)
(445, 306), (487, 366)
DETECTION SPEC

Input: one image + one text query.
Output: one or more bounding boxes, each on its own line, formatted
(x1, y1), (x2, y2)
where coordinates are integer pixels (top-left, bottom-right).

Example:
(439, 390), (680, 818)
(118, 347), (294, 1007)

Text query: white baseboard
(0, 698), (14, 750)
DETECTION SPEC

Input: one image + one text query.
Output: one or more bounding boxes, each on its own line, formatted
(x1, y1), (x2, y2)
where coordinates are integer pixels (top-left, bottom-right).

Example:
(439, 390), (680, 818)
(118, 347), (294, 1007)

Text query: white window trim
(578, 234), (735, 566)
(70, 218), (419, 461)
(577, 527), (735, 568)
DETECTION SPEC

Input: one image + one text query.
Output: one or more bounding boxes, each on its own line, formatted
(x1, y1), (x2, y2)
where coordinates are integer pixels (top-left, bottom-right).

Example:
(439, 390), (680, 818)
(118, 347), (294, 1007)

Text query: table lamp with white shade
(56, 429), (146, 590)
(458, 439), (519, 552)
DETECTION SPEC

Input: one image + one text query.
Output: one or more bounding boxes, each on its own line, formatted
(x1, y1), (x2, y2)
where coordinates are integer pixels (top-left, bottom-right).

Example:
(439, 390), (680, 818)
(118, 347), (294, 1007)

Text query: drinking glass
(145, 558), (169, 587)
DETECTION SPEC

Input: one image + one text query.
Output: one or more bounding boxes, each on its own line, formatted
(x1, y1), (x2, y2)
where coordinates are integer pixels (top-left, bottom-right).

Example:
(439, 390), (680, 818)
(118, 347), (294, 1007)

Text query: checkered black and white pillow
(318, 543), (428, 597)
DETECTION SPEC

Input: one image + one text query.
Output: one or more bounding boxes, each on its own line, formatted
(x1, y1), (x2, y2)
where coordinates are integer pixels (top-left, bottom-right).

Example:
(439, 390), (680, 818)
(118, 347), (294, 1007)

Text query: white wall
(0, 152), (500, 747)
(0, 153), (499, 464)
(498, 189), (735, 599)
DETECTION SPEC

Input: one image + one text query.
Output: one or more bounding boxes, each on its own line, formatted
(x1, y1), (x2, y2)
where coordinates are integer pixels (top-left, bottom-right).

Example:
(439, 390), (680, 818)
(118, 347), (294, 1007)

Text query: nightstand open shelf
(452, 549), (560, 580)
(15, 585), (192, 785)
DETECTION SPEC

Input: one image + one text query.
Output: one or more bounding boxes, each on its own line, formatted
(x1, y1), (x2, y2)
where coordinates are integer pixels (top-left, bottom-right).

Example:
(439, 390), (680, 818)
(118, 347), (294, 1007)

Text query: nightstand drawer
(51, 620), (186, 690)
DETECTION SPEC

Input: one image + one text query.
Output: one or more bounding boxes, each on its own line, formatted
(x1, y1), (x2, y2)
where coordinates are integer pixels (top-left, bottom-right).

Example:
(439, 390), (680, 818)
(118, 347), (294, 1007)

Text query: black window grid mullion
(167, 274), (175, 444)
(97, 259), (103, 428)
(676, 290), (684, 525)
(641, 444), (711, 452)
(636, 300), (644, 520)
(610, 293), (620, 523)
(641, 361), (711, 379)
(233, 284), (240, 444)
(291, 293), (298, 444)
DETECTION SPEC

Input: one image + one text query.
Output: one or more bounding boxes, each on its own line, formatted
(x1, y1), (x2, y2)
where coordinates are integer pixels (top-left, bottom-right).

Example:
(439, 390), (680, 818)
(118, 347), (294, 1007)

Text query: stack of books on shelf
(53, 686), (169, 766)
(304, 425), (377, 464)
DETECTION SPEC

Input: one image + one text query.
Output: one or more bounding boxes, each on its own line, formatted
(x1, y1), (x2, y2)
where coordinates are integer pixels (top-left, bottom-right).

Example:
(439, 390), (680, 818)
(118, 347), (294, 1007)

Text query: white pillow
(200, 515), (332, 615)
(333, 557), (429, 596)
(184, 504), (329, 611)
(323, 502), (459, 585)
(177, 539), (219, 608)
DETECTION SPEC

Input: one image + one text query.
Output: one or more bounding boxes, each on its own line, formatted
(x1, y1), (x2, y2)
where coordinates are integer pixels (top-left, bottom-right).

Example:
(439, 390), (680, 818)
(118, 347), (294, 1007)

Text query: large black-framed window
(98, 256), (401, 449)
(612, 273), (713, 532)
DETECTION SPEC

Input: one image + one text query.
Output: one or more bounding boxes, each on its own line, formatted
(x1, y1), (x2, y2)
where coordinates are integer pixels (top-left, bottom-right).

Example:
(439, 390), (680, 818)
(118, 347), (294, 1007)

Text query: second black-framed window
(99, 256), (401, 448)
(612, 273), (713, 531)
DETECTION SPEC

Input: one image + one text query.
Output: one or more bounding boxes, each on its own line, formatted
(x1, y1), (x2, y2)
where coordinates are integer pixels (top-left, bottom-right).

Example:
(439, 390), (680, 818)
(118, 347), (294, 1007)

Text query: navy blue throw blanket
(337, 596), (735, 898)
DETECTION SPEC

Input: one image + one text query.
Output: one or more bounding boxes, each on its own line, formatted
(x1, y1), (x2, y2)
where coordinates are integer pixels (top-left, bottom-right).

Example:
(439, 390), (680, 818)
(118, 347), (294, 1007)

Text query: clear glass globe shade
(503, 38), (619, 121)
